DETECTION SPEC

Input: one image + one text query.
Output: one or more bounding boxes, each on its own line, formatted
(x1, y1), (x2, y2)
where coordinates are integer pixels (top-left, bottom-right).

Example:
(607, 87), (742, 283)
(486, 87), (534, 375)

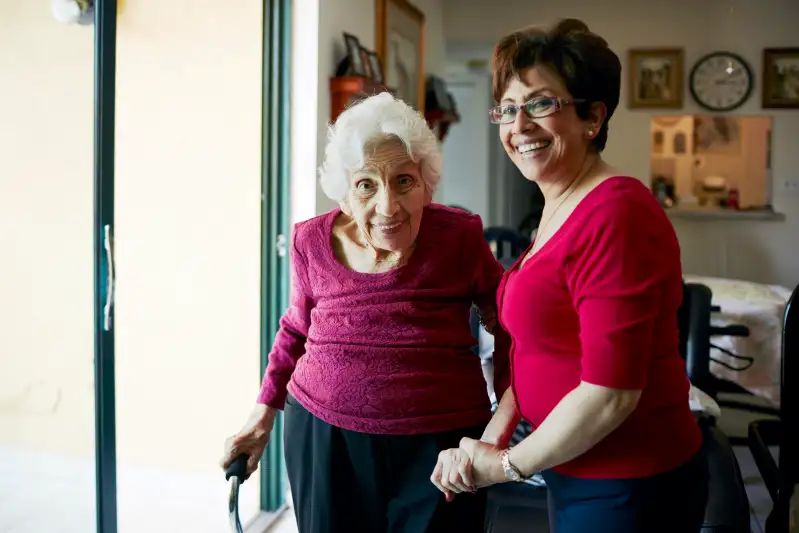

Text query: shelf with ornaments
(330, 35), (394, 123)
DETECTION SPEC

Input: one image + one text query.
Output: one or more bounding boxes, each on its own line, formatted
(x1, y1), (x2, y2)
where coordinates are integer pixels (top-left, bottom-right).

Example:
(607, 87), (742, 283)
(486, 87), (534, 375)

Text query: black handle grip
(225, 454), (249, 483)
(711, 325), (750, 337)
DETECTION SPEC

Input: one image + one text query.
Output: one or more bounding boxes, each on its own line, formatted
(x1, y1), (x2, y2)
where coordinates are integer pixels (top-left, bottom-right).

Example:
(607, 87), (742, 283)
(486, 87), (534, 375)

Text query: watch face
(690, 52), (753, 111)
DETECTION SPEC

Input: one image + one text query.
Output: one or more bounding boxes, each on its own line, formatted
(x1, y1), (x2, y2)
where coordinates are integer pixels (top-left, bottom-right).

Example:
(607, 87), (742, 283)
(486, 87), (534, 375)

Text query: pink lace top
(257, 204), (510, 435)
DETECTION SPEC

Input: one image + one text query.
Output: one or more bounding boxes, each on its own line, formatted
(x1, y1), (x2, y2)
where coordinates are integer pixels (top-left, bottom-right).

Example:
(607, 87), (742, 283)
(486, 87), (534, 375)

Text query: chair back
(484, 227), (530, 260)
(781, 284), (798, 486)
(679, 282), (715, 395)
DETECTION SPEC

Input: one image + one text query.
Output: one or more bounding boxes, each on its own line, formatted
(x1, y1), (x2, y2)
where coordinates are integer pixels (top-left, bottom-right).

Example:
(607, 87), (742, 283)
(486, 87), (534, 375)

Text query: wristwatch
(500, 449), (524, 482)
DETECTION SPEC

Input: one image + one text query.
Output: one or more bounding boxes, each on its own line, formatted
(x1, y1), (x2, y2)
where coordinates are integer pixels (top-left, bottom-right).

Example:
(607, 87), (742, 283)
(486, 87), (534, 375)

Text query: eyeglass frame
(488, 96), (587, 125)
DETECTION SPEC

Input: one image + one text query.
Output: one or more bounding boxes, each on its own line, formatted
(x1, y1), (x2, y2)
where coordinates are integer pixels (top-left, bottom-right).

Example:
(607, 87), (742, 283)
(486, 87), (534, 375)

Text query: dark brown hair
(491, 18), (621, 152)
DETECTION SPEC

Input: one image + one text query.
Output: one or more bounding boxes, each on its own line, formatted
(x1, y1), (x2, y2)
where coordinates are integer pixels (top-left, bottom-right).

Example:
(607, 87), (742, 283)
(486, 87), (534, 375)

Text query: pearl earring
(587, 130), (594, 137)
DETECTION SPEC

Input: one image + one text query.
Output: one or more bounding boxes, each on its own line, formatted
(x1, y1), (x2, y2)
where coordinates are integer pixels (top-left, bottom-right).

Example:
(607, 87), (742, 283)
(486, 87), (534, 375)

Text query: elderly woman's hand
(430, 447), (476, 501)
(457, 437), (506, 489)
(220, 404), (277, 479)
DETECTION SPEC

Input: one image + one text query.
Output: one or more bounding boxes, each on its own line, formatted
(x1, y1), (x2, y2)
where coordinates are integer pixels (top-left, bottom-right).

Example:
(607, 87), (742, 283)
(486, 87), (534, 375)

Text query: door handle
(103, 224), (115, 331)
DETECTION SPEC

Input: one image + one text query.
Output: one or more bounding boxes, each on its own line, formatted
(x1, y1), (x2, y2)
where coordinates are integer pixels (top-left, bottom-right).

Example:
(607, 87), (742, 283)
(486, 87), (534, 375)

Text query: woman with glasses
(431, 19), (708, 533)
(220, 92), (509, 533)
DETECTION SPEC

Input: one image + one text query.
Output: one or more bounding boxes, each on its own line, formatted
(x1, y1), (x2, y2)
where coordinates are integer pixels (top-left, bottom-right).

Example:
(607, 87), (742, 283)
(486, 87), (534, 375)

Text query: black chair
(682, 282), (752, 532)
(484, 227), (530, 261)
(747, 282), (798, 533)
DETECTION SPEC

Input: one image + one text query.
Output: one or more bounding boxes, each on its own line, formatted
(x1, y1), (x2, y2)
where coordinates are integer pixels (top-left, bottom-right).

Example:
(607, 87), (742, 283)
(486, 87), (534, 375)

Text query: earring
(587, 130), (595, 138)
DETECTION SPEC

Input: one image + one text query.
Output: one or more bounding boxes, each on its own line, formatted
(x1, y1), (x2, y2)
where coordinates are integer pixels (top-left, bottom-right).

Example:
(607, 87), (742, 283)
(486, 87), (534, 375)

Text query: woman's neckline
(322, 207), (428, 279)
(510, 175), (635, 274)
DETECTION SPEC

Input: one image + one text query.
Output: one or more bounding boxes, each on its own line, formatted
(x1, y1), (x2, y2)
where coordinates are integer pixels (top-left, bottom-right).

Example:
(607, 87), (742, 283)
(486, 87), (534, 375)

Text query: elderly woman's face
(498, 66), (602, 182)
(343, 141), (430, 252)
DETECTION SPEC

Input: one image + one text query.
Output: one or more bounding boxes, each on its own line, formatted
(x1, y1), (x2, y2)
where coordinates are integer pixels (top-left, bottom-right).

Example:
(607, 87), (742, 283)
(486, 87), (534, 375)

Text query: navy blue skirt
(543, 451), (708, 533)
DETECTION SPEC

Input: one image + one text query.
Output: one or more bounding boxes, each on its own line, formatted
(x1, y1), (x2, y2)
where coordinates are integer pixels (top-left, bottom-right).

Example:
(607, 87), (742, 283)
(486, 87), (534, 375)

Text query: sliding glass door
(0, 3), (98, 533)
(93, 0), (291, 531)
(1, 1), (290, 529)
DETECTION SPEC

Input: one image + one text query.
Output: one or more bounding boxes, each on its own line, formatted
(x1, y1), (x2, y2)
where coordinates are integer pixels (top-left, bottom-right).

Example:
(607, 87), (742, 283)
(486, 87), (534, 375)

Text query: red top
(498, 177), (701, 479)
(258, 204), (511, 435)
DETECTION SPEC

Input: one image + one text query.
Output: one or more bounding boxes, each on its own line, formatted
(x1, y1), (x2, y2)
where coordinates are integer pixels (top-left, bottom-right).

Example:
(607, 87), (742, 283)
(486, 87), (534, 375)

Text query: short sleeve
(565, 199), (673, 390)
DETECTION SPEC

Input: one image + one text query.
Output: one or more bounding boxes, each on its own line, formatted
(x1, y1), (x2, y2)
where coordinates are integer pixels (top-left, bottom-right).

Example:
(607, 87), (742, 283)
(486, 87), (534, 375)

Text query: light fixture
(51, 0), (94, 26)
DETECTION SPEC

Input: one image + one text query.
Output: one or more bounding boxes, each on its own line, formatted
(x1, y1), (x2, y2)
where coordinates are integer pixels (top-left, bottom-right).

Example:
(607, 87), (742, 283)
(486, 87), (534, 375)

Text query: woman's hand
(458, 437), (506, 489)
(220, 404), (277, 479)
(430, 447), (476, 502)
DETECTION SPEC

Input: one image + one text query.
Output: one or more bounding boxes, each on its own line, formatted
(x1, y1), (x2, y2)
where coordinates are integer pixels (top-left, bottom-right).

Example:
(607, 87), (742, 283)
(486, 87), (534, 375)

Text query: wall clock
(689, 51), (753, 112)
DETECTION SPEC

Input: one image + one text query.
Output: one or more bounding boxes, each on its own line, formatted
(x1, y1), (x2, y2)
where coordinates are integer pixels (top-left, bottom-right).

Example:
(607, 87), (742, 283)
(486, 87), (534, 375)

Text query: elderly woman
(431, 19), (708, 533)
(220, 92), (509, 533)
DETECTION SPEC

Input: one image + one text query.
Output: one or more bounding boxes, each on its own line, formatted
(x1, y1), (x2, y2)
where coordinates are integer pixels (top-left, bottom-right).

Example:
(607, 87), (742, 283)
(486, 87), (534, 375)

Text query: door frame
(93, 0), (118, 531)
(259, 0), (292, 514)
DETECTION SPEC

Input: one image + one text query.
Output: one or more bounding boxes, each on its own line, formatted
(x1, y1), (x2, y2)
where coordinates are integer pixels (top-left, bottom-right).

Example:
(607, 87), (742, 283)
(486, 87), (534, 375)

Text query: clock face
(690, 52), (753, 111)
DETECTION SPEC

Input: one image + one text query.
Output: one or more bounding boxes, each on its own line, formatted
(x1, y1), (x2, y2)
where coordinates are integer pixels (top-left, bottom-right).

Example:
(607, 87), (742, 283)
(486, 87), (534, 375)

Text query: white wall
(441, 0), (799, 288)
(440, 75), (492, 221)
(292, 0), (446, 220)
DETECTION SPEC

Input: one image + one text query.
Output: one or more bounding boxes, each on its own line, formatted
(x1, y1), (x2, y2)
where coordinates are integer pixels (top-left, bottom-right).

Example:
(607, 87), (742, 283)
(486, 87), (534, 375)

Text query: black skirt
(283, 394), (487, 533)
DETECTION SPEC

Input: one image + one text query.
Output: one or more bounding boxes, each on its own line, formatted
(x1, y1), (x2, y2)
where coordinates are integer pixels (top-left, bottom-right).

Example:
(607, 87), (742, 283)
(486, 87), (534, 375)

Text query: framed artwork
(628, 48), (684, 109)
(359, 46), (373, 79)
(762, 48), (799, 109)
(343, 32), (369, 77)
(376, 0), (426, 110)
(366, 50), (385, 84)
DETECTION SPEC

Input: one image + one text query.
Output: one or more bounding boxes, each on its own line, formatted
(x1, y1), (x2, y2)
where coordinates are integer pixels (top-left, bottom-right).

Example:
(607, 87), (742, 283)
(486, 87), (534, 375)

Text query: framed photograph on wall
(628, 48), (684, 109)
(376, 0), (426, 110)
(343, 32), (369, 77)
(762, 47), (799, 109)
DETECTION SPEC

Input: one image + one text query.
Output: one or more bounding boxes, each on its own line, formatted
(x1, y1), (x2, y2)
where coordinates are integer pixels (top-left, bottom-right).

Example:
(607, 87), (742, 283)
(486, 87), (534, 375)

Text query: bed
(683, 275), (792, 408)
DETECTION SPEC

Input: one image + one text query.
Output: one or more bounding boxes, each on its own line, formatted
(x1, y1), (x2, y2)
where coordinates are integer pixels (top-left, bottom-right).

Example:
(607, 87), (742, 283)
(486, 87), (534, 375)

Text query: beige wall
(113, 0), (263, 474)
(0, 1), (95, 454)
(442, 0), (799, 287)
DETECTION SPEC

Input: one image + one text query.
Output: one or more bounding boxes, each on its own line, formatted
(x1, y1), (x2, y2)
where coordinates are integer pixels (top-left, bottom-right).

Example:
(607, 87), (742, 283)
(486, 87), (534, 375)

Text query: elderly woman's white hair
(319, 92), (442, 203)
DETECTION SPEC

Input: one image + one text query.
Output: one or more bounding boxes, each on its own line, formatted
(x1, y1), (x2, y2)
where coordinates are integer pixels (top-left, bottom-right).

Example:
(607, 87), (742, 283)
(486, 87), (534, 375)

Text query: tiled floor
(268, 509), (298, 533)
(0, 446), (261, 533)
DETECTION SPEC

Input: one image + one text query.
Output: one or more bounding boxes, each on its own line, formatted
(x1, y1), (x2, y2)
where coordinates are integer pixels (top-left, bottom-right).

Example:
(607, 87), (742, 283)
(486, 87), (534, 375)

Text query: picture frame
(628, 48), (684, 109)
(365, 49), (385, 84)
(359, 46), (373, 79)
(762, 47), (799, 109)
(376, 0), (426, 110)
(342, 32), (369, 77)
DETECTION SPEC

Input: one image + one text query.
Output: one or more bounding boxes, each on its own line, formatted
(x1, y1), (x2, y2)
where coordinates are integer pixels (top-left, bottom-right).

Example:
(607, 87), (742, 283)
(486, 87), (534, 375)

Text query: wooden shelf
(666, 207), (785, 221)
(330, 76), (392, 122)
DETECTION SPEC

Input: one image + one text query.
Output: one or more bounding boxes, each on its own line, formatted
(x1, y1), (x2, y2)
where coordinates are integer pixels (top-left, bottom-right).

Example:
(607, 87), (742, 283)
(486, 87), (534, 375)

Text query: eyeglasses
(488, 96), (585, 124)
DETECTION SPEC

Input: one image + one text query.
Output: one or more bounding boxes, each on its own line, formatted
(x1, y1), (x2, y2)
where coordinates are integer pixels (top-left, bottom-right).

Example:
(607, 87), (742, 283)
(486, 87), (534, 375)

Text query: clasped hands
(429, 437), (506, 501)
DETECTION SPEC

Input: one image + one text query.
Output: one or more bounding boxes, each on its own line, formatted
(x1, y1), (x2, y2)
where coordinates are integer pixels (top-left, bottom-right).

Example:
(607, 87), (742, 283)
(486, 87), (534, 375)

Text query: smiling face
(498, 66), (605, 183)
(341, 139), (431, 253)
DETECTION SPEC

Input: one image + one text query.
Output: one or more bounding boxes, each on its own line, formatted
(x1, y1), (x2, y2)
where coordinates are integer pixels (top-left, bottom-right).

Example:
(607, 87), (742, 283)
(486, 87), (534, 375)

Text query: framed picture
(762, 48), (799, 109)
(359, 46), (373, 79)
(366, 50), (384, 84)
(628, 48), (684, 109)
(343, 32), (368, 77)
(376, 0), (426, 110)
